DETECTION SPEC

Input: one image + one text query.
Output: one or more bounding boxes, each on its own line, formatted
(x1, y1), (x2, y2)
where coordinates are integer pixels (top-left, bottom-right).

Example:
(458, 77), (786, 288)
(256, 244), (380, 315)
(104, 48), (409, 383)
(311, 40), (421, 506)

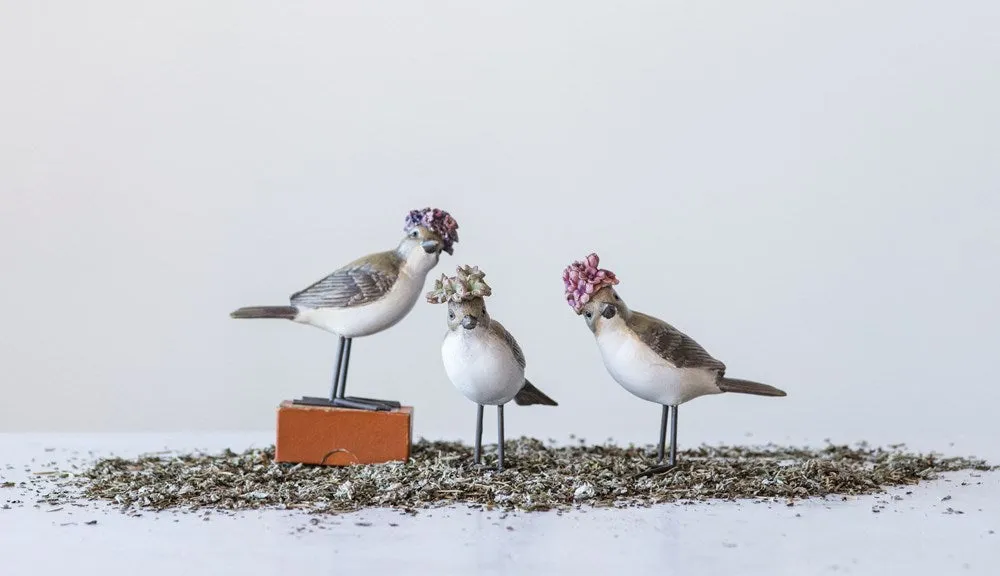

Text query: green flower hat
(425, 265), (492, 304)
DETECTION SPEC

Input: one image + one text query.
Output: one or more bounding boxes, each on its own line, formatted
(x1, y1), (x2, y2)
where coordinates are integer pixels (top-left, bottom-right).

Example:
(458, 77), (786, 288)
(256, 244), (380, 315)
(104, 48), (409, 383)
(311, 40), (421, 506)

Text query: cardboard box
(275, 401), (413, 465)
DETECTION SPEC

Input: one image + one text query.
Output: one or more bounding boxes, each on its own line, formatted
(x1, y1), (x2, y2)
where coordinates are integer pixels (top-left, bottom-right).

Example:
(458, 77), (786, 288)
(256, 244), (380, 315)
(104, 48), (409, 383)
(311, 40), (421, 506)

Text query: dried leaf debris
(12, 438), (995, 515)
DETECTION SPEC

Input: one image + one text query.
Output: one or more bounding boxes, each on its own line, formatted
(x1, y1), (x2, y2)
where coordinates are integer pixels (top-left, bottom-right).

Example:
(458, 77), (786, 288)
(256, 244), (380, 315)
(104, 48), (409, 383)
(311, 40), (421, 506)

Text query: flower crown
(563, 253), (619, 314)
(404, 208), (459, 255)
(426, 265), (492, 304)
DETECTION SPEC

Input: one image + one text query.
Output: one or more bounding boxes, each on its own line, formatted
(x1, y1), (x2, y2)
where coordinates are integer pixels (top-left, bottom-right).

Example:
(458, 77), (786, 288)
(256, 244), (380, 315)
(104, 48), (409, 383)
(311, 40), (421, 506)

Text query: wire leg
(496, 404), (505, 472)
(336, 338), (352, 398)
(657, 404), (669, 464)
(329, 337), (346, 402)
(473, 404), (484, 465)
(633, 404), (679, 479)
(669, 404), (679, 466)
(295, 336), (393, 411)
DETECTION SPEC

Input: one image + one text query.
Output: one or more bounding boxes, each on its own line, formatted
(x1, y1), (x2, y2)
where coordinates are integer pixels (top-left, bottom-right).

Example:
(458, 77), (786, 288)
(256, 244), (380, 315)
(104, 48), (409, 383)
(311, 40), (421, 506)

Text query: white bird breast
(596, 325), (722, 406)
(441, 328), (525, 406)
(295, 271), (425, 338)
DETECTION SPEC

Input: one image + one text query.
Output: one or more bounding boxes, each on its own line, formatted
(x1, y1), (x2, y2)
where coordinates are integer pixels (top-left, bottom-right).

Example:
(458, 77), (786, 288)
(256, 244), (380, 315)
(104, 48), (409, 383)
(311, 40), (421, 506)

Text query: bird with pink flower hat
(563, 252), (787, 477)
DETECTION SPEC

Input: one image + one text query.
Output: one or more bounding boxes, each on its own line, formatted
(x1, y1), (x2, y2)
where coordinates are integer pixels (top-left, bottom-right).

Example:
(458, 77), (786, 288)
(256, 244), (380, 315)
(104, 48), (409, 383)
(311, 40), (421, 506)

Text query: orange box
(275, 401), (413, 466)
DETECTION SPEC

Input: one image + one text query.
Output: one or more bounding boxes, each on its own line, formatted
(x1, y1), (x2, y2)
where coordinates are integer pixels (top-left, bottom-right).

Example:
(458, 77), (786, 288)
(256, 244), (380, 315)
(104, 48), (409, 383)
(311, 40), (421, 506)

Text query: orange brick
(275, 401), (413, 466)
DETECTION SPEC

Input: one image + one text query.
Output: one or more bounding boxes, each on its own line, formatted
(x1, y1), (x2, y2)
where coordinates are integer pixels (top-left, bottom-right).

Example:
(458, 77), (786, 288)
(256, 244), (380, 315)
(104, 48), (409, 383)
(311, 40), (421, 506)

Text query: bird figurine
(427, 265), (557, 471)
(230, 207), (460, 411)
(563, 253), (786, 477)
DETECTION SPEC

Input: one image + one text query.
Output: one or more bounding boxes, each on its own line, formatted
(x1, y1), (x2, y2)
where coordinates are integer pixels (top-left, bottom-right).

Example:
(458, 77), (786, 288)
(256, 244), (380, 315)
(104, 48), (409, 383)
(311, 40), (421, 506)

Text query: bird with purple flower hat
(230, 207), (460, 411)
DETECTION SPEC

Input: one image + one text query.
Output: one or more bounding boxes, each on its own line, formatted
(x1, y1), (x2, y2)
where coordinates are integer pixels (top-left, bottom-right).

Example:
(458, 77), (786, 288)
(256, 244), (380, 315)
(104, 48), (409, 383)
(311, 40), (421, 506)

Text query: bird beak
(421, 240), (441, 253)
(461, 315), (478, 330)
(600, 302), (617, 319)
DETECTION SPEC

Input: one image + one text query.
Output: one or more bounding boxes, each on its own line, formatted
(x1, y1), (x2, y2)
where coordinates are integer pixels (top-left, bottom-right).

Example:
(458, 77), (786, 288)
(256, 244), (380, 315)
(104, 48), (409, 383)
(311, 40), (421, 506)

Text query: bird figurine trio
(231, 207), (786, 476)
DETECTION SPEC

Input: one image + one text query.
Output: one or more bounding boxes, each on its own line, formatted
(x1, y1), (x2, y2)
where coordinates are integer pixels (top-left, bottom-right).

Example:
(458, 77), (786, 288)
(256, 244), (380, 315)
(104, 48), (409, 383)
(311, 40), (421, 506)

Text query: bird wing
(627, 311), (727, 374)
(489, 320), (526, 370)
(289, 251), (401, 309)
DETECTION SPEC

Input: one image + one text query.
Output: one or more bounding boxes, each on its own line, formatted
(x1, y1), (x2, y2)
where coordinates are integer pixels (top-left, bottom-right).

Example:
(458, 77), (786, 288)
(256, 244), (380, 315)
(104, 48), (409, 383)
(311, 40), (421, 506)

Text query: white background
(2, 1), (998, 460)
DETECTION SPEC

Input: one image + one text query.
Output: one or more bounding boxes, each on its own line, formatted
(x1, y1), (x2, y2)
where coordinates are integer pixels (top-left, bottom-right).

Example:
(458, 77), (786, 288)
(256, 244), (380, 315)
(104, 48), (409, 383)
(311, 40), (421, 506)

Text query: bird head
(426, 265), (492, 331)
(399, 225), (443, 269)
(401, 207), (458, 252)
(563, 253), (627, 334)
(578, 286), (629, 334)
(447, 297), (490, 332)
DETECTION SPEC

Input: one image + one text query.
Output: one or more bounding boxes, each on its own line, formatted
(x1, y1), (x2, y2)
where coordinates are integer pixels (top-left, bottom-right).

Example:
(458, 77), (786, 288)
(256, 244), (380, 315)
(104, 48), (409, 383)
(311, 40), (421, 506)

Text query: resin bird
(427, 265), (557, 471)
(230, 208), (459, 411)
(563, 253), (786, 477)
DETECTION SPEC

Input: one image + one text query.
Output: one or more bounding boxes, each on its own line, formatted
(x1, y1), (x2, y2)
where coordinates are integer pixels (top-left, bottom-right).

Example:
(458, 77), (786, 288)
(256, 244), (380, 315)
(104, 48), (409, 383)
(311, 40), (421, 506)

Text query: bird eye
(410, 230), (419, 238)
(614, 293), (620, 301)
(584, 311), (592, 319)
(448, 311), (455, 319)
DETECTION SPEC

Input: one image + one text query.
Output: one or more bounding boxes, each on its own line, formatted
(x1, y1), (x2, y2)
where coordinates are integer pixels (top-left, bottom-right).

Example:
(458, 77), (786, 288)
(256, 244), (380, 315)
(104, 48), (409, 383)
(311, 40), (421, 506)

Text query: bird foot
(469, 460), (506, 473)
(632, 462), (676, 479)
(342, 396), (402, 409)
(292, 396), (397, 411)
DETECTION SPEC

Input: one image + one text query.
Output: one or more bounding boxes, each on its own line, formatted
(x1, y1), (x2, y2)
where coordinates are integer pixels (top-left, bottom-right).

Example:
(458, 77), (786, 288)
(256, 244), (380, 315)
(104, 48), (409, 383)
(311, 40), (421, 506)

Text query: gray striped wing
(290, 260), (399, 309)
(629, 311), (727, 374)
(490, 320), (526, 370)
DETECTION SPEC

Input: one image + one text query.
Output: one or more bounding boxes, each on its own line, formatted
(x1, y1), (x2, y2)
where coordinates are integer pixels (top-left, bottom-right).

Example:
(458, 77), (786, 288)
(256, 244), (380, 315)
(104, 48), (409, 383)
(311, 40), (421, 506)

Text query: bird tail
(230, 306), (298, 320)
(718, 377), (786, 397)
(514, 380), (558, 406)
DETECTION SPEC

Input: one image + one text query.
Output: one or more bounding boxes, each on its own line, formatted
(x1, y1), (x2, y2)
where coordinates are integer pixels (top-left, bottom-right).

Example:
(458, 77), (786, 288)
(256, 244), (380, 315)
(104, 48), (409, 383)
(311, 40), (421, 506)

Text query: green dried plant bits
(26, 439), (995, 516)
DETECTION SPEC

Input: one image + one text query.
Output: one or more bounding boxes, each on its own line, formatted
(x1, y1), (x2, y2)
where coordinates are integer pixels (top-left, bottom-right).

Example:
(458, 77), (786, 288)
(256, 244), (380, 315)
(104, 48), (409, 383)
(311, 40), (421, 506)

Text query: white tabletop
(1, 433), (997, 576)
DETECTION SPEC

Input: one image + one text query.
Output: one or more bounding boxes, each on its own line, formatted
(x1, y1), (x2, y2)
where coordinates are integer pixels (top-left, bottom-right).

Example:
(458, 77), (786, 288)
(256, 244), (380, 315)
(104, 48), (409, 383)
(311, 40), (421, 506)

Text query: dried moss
(27, 438), (994, 515)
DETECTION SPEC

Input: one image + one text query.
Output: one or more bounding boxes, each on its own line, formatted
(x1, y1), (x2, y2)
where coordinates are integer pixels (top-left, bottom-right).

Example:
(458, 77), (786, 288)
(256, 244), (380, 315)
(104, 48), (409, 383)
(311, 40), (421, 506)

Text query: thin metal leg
(329, 337), (346, 401)
(496, 404), (505, 472)
(657, 404), (669, 464)
(668, 404), (679, 466)
(332, 335), (403, 411)
(296, 336), (395, 412)
(336, 338), (352, 398)
(633, 404), (679, 479)
(474, 404), (484, 465)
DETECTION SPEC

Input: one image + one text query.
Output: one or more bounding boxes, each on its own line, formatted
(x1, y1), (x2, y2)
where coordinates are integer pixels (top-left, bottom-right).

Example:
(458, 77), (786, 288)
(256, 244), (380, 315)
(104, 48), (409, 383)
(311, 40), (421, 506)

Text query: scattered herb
(17, 438), (994, 516)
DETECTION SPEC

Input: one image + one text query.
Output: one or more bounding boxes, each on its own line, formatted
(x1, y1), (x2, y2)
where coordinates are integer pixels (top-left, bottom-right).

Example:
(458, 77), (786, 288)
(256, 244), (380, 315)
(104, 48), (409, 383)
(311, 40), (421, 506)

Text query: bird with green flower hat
(428, 265), (557, 471)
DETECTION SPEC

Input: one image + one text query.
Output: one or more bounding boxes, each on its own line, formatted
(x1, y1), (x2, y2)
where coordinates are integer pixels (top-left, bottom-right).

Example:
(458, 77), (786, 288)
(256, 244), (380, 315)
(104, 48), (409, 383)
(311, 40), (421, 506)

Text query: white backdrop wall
(1, 1), (998, 460)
